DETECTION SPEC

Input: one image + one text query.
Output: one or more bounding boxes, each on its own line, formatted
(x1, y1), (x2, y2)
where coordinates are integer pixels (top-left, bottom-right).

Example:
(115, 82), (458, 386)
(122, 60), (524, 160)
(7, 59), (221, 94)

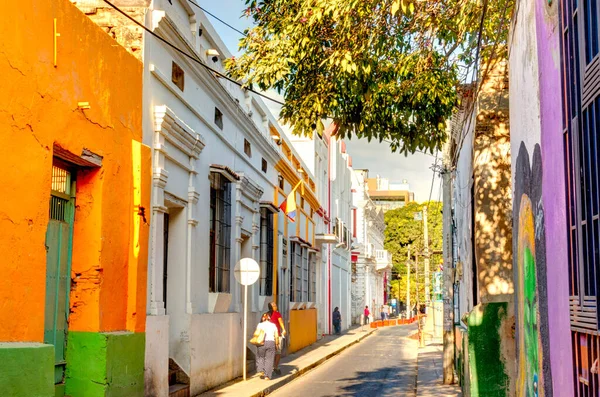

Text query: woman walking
(332, 307), (342, 335)
(255, 312), (279, 380)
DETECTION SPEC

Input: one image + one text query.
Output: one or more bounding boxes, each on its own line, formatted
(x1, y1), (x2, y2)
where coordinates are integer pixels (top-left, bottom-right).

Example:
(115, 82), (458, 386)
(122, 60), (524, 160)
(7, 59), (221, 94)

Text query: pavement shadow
(331, 365), (417, 397)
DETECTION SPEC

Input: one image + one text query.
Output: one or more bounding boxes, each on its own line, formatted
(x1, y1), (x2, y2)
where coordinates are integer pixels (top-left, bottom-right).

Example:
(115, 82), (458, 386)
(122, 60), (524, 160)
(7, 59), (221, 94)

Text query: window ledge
(208, 292), (232, 313)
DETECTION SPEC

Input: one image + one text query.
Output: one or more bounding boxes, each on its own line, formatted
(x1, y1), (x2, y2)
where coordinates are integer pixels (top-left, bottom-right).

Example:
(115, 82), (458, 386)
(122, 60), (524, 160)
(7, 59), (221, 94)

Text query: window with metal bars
(259, 208), (274, 296)
(209, 172), (231, 293)
(302, 246), (309, 301)
(308, 252), (317, 302)
(561, 0), (600, 393)
(290, 241), (304, 302)
(50, 165), (73, 222)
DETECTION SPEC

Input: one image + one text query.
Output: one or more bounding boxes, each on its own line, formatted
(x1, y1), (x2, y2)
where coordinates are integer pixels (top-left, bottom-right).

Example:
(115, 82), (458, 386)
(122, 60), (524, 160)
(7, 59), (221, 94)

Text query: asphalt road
(271, 324), (419, 397)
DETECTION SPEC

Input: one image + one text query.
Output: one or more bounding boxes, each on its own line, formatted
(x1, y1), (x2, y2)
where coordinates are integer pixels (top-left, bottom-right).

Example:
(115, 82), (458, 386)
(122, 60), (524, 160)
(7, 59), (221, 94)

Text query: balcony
(364, 243), (374, 259)
(375, 249), (392, 271)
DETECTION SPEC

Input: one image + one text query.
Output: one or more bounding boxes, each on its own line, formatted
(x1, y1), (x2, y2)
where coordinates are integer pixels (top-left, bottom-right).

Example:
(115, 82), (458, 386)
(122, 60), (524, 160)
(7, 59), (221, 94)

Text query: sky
(198, 1), (442, 202)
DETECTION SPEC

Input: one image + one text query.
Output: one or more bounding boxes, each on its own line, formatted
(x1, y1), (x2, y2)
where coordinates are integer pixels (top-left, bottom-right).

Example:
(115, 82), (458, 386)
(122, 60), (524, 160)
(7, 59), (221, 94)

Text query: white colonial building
(281, 124), (354, 336)
(351, 170), (392, 325)
(75, 1), (356, 394)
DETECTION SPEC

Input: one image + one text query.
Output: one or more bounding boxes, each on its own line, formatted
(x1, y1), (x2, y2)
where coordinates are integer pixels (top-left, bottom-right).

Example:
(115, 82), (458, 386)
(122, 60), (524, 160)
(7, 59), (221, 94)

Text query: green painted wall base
(65, 331), (145, 397)
(467, 302), (510, 397)
(0, 342), (54, 397)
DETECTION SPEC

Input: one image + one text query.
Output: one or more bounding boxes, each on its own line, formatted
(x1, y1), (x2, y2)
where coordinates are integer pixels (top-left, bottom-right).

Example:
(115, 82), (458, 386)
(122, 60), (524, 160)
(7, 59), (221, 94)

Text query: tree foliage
(384, 201), (443, 304)
(226, 0), (513, 153)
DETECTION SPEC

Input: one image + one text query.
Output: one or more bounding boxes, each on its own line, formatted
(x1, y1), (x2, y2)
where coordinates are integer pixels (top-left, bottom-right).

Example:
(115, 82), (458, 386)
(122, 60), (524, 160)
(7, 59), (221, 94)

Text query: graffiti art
(514, 143), (552, 397)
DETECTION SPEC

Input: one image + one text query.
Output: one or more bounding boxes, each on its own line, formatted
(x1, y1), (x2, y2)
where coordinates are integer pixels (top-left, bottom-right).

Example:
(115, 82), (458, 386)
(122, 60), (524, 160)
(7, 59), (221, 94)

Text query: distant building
(365, 175), (414, 212)
(350, 170), (392, 325)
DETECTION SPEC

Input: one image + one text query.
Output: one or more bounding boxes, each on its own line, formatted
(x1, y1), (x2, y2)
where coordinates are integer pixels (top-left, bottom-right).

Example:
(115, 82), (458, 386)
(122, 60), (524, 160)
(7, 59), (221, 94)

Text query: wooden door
(44, 163), (75, 386)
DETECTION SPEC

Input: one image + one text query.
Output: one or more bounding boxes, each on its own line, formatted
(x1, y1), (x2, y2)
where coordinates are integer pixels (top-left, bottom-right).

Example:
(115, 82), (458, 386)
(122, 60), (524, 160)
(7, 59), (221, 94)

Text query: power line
(186, 0), (248, 37)
(102, 0), (285, 106)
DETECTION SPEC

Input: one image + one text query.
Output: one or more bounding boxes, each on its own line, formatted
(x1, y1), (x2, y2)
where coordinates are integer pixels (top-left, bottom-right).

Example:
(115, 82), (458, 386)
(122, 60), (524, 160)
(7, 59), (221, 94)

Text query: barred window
(561, 0), (600, 393)
(308, 252), (317, 302)
(302, 246), (309, 301)
(290, 242), (303, 302)
(259, 208), (274, 296)
(209, 172), (231, 293)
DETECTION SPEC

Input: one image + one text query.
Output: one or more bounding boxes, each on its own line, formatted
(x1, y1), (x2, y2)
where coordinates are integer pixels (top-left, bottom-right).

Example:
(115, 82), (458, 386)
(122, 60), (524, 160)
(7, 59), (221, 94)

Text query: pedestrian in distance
(380, 305), (385, 322)
(364, 305), (370, 324)
(333, 307), (342, 335)
(255, 312), (279, 380)
(268, 302), (286, 375)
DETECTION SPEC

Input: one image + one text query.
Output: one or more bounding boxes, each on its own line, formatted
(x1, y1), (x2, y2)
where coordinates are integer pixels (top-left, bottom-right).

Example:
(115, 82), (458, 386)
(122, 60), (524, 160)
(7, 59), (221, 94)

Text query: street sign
(234, 258), (260, 286)
(235, 258), (260, 382)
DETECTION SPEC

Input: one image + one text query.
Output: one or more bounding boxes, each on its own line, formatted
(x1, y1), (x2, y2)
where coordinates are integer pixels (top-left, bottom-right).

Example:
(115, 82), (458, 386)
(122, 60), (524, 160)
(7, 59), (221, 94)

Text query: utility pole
(423, 206), (430, 312)
(406, 246), (411, 318)
(415, 254), (424, 347)
(442, 167), (455, 383)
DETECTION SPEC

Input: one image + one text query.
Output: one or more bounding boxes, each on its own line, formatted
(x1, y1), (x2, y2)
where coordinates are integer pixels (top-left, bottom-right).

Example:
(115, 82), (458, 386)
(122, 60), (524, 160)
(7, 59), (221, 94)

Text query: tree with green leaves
(385, 201), (443, 305)
(226, 0), (513, 153)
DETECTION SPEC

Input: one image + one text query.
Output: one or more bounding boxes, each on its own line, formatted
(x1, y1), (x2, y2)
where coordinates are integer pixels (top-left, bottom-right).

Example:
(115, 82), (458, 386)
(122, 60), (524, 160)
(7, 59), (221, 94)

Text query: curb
(250, 328), (377, 397)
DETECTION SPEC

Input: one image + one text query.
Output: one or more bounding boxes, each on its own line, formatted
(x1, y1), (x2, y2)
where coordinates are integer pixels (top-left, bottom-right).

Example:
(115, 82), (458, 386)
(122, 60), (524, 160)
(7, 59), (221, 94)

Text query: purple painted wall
(536, 0), (574, 393)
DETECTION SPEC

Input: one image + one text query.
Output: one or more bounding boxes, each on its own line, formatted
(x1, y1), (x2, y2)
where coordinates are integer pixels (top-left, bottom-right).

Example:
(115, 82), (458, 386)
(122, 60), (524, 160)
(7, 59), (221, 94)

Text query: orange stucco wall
(0, 0), (150, 341)
(288, 309), (317, 354)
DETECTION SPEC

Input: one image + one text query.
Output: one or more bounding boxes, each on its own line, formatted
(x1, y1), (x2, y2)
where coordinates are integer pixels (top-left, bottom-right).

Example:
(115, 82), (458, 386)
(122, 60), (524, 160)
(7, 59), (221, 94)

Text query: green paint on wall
(467, 302), (510, 397)
(0, 343), (54, 397)
(65, 331), (144, 397)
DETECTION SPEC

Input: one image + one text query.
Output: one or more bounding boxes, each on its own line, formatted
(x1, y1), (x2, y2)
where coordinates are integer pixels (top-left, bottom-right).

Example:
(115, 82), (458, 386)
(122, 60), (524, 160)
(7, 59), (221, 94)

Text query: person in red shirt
(364, 305), (370, 324)
(268, 302), (286, 375)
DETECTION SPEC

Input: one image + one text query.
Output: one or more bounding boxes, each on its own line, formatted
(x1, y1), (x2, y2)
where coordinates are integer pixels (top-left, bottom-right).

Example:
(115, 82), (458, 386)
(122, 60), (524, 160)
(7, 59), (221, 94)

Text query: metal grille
(561, 0), (600, 393)
(302, 247), (309, 301)
(209, 172), (231, 293)
(259, 209), (274, 296)
(309, 252), (317, 302)
(49, 196), (68, 221)
(290, 242), (303, 302)
(51, 166), (70, 194)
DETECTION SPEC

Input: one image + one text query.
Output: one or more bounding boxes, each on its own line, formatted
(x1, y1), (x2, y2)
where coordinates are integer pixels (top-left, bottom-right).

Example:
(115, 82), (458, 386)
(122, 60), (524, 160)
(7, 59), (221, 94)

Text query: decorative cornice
(153, 167), (169, 188)
(154, 106), (205, 158)
(260, 201), (280, 214)
(210, 164), (240, 182)
(188, 187), (200, 204)
(237, 174), (264, 202)
(154, 17), (281, 165)
(164, 192), (188, 208)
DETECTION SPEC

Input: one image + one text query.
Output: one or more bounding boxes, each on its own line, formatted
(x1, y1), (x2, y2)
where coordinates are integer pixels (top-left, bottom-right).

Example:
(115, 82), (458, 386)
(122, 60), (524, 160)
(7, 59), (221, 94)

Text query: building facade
(447, 62), (515, 396)
(351, 170), (391, 325)
(69, 1), (349, 394)
(366, 176), (414, 212)
(0, 0), (151, 395)
(283, 123), (355, 336)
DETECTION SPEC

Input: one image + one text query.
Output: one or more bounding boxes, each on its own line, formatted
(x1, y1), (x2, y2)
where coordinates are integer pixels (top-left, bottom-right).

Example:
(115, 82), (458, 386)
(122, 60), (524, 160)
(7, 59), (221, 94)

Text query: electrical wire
(186, 0), (248, 37)
(102, 0), (285, 106)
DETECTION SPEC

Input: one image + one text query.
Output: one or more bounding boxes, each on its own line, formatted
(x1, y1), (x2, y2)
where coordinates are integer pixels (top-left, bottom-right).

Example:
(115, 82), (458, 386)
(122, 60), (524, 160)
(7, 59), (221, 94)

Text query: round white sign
(234, 258), (260, 286)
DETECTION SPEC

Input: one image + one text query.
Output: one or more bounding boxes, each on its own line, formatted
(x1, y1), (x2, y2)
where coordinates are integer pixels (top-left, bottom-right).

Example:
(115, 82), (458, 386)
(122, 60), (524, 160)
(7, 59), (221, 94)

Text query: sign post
(234, 258), (260, 381)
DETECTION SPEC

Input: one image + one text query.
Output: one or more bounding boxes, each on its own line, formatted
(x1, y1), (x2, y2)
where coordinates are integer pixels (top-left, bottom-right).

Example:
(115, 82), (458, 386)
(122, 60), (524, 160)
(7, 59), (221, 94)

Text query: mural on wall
(514, 143), (552, 397)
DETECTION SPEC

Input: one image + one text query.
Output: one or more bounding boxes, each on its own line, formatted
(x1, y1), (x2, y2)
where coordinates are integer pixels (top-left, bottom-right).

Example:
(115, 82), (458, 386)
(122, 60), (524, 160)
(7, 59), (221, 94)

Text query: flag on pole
(279, 180), (303, 222)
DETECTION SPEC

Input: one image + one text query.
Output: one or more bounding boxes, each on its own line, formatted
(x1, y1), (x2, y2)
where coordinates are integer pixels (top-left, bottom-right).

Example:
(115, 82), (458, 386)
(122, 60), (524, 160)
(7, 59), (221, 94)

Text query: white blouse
(257, 321), (278, 342)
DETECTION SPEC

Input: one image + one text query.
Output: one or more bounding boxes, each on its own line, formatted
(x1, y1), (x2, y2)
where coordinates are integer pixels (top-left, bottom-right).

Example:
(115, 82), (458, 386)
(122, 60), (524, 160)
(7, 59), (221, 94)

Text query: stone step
(169, 383), (190, 397)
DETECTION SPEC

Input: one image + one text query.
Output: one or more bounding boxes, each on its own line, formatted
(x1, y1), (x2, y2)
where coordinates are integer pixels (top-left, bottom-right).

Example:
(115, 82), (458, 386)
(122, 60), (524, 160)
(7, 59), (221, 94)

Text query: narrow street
(272, 324), (418, 397)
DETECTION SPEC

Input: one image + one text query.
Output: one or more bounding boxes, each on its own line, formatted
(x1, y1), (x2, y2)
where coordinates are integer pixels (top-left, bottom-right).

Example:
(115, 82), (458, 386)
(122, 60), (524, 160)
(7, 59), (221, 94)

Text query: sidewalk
(198, 325), (376, 397)
(417, 342), (462, 397)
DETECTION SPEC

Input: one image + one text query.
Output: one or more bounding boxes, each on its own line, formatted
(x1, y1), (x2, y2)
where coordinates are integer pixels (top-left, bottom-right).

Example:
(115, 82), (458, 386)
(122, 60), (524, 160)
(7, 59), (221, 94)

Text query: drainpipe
(328, 139), (332, 335)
